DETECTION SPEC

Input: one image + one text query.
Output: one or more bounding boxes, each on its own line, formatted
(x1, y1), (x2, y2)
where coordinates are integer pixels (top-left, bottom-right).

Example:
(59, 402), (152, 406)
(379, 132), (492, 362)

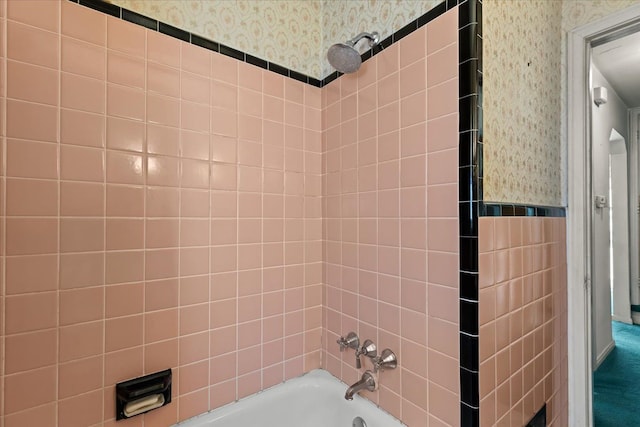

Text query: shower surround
(321, 10), (461, 426)
(0, 0), (463, 426)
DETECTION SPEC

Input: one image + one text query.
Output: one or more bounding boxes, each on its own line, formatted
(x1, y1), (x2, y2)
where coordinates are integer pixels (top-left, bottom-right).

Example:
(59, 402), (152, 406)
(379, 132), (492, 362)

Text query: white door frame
(567, 5), (640, 426)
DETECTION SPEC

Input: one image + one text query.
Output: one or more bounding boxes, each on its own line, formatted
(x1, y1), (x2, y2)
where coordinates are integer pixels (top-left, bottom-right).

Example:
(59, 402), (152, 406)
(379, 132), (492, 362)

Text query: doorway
(567, 5), (640, 426)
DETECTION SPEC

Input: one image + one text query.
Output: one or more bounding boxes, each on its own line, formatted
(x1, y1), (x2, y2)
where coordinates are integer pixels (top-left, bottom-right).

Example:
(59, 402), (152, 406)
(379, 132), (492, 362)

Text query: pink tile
(6, 100), (57, 142)
(61, 71), (106, 113)
(5, 292), (58, 334)
(4, 403), (56, 427)
(400, 90), (426, 128)
(147, 93), (180, 127)
(183, 71), (211, 104)
(105, 315), (143, 352)
(212, 52), (238, 85)
(6, 254), (57, 294)
(61, 0), (106, 46)
(6, 218), (58, 256)
(61, 109), (106, 148)
(7, 60), (58, 105)
(105, 250), (144, 284)
(427, 148), (458, 185)
(147, 62), (180, 98)
(106, 151), (144, 185)
(61, 181), (104, 216)
(58, 390), (103, 427)
(107, 84), (145, 121)
(146, 186), (180, 217)
(427, 43), (458, 88)
(211, 108), (238, 137)
(106, 282), (143, 318)
(6, 178), (57, 216)
(4, 366), (57, 414)
(427, 9), (458, 54)
(60, 252), (104, 289)
(107, 117), (145, 152)
(5, 329), (57, 374)
(182, 43), (211, 77)
(58, 356), (103, 398)
(106, 184), (144, 217)
(145, 309), (178, 343)
(60, 218), (104, 253)
(6, 141), (58, 179)
(60, 145), (105, 182)
(104, 346), (143, 385)
(145, 339), (179, 374)
(182, 129), (210, 160)
(59, 287), (103, 326)
(8, 0), (59, 31)
(400, 60), (426, 98)
(62, 36), (105, 80)
(180, 247), (209, 276)
(145, 248), (179, 280)
(146, 219), (179, 248)
(107, 16), (145, 56)
(59, 322), (103, 362)
(179, 332), (209, 365)
(427, 79), (458, 120)
(147, 31), (180, 68)
(7, 21), (59, 68)
(108, 51), (145, 89)
(427, 113), (458, 153)
(400, 27), (426, 68)
(147, 155), (180, 187)
(145, 279), (179, 312)
(182, 100), (210, 132)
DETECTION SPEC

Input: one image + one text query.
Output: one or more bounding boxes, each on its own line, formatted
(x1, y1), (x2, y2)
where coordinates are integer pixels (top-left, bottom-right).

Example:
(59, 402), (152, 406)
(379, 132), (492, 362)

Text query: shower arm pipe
(346, 31), (380, 47)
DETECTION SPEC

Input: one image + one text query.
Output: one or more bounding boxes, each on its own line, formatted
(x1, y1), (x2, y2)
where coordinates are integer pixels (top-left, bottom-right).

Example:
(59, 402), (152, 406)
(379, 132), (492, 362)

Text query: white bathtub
(174, 369), (405, 427)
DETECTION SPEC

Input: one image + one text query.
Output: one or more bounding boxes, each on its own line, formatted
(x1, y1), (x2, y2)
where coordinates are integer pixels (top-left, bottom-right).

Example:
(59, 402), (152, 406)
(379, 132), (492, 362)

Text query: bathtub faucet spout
(344, 371), (376, 400)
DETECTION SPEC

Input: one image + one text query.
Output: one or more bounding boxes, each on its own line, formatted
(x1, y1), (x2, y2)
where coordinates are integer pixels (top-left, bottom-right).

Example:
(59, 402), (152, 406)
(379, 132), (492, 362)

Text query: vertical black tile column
(458, 0), (482, 425)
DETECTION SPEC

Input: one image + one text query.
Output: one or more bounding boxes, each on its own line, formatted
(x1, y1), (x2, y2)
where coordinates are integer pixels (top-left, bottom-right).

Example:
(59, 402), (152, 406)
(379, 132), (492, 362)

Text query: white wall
(590, 63), (630, 368)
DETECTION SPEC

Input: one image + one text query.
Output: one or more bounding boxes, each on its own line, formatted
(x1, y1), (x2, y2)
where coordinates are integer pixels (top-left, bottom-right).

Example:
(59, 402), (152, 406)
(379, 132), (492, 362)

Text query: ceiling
(593, 30), (640, 108)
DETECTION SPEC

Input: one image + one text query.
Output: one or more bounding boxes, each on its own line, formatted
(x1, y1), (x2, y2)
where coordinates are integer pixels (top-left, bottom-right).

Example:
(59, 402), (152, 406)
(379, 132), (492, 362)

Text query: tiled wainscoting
(478, 216), (568, 426)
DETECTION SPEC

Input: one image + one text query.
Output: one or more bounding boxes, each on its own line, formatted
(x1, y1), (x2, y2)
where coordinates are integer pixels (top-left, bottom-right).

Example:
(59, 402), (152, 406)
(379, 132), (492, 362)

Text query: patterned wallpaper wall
(320, 0), (441, 77)
(111, 0), (324, 78)
(110, 0), (441, 80)
(483, 0), (563, 206)
(484, 0), (640, 207)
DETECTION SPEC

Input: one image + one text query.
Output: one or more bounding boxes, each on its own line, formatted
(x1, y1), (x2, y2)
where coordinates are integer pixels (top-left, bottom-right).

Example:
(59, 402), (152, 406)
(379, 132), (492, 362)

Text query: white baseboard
(594, 339), (616, 370)
(612, 314), (633, 324)
(632, 312), (640, 325)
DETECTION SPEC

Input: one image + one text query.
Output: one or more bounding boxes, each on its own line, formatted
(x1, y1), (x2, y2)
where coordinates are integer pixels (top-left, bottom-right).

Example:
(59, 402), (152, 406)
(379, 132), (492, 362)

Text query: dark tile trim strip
(458, 0), (481, 424)
(480, 202), (566, 217)
(73, 0), (453, 88)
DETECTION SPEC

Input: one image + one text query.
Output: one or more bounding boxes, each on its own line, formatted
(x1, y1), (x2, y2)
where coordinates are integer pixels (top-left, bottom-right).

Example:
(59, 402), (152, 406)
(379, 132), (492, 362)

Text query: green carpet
(593, 321), (640, 426)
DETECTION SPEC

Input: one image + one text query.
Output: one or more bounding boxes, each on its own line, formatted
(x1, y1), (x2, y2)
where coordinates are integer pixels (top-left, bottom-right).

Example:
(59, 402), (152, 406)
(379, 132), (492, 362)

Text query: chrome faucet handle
(373, 348), (397, 372)
(355, 339), (377, 369)
(337, 332), (360, 352)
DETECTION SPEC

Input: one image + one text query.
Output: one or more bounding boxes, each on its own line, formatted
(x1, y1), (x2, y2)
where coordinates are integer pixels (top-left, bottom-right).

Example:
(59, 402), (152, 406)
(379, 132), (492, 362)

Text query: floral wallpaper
(483, 0), (563, 206)
(484, 0), (640, 207)
(320, 0), (441, 77)
(111, 0), (442, 80)
(112, 0), (324, 78)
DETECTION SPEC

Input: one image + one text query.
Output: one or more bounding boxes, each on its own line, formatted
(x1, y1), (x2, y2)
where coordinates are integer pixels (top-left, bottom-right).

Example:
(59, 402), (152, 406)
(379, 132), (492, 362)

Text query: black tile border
(69, 0), (458, 89)
(458, 0), (481, 424)
(481, 202), (566, 217)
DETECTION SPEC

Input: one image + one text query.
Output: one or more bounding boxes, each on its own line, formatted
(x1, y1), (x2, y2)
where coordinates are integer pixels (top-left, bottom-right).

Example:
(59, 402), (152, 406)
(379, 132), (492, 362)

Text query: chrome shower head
(327, 31), (380, 74)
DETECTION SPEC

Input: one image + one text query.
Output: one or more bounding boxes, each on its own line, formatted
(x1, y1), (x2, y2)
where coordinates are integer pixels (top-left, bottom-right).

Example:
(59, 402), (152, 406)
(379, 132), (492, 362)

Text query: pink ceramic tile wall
(0, 1), (322, 425)
(321, 9), (461, 426)
(478, 217), (568, 426)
